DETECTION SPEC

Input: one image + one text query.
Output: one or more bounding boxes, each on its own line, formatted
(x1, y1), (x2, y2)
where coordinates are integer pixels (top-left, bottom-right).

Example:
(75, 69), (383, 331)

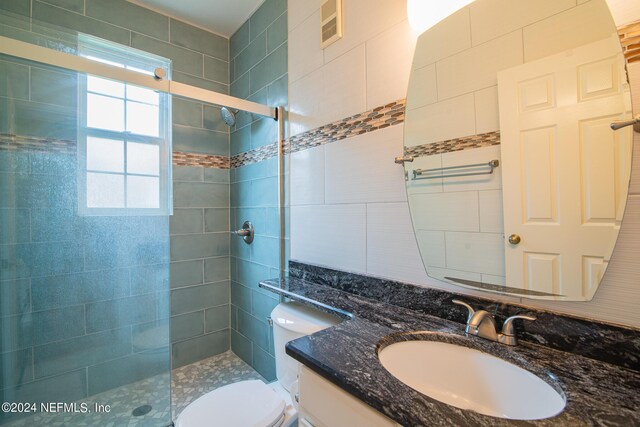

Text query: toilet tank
(271, 302), (340, 391)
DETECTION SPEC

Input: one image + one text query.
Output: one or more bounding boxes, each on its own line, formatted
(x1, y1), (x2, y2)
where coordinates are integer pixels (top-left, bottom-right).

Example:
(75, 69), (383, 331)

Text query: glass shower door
(0, 12), (173, 427)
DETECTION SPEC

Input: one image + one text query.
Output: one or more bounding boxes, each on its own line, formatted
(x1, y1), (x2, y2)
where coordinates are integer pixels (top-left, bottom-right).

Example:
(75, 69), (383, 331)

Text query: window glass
(79, 41), (170, 215)
(127, 142), (160, 175)
(87, 94), (125, 131)
(127, 85), (159, 105)
(126, 101), (159, 137)
(87, 173), (125, 208)
(87, 137), (124, 172)
(85, 55), (125, 68)
(87, 76), (125, 97)
(127, 176), (160, 208)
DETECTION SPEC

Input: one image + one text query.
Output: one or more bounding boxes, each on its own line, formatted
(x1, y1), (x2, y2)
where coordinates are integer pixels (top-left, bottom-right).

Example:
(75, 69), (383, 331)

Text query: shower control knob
(508, 234), (521, 245)
(232, 221), (254, 245)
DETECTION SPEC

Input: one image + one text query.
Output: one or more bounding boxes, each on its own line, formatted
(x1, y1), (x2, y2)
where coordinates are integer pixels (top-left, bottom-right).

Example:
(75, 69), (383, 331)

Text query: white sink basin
(378, 340), (566, 420)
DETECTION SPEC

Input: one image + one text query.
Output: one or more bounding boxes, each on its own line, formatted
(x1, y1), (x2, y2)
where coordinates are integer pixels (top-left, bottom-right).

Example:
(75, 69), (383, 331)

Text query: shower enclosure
(0, 11), (174, 427)
(0, 8), (285, 426)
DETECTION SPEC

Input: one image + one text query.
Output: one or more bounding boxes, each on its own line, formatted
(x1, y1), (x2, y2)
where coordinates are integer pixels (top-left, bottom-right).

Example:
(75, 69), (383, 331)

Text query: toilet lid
(176, 380), (286, 427)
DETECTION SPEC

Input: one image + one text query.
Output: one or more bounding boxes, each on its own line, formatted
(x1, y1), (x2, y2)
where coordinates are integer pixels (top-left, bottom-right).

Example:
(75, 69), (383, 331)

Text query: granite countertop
(260, 277), (640, 427)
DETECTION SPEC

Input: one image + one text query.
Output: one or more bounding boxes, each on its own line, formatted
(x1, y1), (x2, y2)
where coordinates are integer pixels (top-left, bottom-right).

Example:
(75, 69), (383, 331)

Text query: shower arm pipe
(0, 35), (276, 119)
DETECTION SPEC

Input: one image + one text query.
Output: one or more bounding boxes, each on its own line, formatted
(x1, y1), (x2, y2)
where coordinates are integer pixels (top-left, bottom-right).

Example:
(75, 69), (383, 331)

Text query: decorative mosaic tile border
(230, 143), (278, 168)
(230, 99), (407, 168)
(0, 135), (231, 169)
(289, 99), (406, 153)
(405, 130), (501, 158)
(172, 151), (229, 169)
(618, 20), (640, 64)
(0, 133), (76, 154)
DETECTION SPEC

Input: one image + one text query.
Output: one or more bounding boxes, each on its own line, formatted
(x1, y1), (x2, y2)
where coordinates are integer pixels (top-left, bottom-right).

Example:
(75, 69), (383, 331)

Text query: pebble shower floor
(3, 351), (264, 426)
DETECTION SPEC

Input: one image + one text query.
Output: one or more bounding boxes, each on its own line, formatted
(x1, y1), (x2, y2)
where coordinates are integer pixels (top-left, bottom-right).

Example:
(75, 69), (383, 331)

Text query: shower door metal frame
(0, 35), (277, 119)
(276, 106), (287, 278)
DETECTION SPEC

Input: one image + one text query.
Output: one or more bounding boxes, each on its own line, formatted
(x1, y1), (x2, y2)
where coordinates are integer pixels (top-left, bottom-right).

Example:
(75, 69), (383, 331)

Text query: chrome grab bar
(412, 159), (499, 180)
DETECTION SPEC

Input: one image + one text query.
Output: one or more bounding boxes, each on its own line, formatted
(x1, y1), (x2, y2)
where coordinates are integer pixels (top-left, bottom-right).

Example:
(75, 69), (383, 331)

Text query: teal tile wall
(170, 166), (231, 369)
(1, 1), (233, 423)
(229, 0), (288, 381)
(20, 0), (231, 369)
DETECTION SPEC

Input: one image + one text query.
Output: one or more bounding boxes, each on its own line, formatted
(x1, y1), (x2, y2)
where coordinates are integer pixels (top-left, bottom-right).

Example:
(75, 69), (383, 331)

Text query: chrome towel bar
(413, 159), (499, 180)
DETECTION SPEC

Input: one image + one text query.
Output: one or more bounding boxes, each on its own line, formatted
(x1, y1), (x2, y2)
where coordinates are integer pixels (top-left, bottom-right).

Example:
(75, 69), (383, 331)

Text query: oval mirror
(404, 0), (634, 301)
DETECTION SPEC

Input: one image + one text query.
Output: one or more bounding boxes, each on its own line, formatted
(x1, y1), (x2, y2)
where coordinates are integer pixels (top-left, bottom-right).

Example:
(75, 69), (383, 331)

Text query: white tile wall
(410, 192), (479, 232)
(288, 0), (322, 31)
(605, 0), (640, 25)
(324, 125), (406, 204)
(445, 232), (505, 276)
(365, 20), (416, 110)
(291, 145), (325, 205)
(289, 67), (324, 136)
(288, 0), (640, 328)
(416, 230), (446, 268)
(321, 44), (367, 123)
(322, 0), (407, 63)
(289, 10), (324, 83)
(404, 93), (476, 145)
(407, 64), (438, 110)
(288, 0), (417, 137)
(469, 0), (575, 47)
(290, 204), (367, 273)
(474, 86), (500, 134)
(412, 7), (471, 69)
(523, 1), (617, 62)
(366, 203), (430, 284)
(289, 44), (368, 137)
(436, 30), (523, 100)
(479, 190), (504, 233)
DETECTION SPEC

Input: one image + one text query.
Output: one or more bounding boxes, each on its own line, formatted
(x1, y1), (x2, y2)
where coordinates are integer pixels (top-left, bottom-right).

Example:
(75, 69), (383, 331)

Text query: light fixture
(407, 0), (475, 34)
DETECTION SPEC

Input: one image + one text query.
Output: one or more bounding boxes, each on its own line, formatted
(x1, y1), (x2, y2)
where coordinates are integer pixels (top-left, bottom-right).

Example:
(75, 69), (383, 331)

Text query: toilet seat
(175, 380), (287, 427)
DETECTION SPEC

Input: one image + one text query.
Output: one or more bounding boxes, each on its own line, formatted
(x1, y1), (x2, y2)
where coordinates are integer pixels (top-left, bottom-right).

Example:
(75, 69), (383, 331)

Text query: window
(78, 37), (171, 215)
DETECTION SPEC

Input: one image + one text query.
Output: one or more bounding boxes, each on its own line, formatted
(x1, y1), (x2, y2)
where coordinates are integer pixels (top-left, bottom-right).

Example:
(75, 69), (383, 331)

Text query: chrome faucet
(453, 299), (536, 346)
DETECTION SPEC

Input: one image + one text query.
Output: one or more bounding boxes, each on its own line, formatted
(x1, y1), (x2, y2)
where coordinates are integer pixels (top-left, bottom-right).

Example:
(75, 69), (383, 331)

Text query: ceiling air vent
(321, 0), (342, 48)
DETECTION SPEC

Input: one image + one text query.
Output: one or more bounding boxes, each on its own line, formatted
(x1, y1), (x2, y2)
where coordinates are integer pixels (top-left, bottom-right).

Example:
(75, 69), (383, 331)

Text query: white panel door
(498, 36), (632, 300)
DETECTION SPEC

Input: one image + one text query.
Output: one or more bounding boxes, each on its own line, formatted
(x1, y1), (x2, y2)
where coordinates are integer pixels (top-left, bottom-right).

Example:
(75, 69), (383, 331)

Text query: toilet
(175, 301), (340, 427)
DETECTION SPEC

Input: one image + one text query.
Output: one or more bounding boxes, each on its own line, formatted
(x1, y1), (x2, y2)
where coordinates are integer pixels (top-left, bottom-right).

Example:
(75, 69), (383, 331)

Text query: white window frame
(77, 38), (172, 216)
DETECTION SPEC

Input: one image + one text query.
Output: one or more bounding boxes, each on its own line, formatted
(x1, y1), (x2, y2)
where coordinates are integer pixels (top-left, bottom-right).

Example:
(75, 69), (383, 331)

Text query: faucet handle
(501, 314), (536, 336)
(452, 299), (475, 323)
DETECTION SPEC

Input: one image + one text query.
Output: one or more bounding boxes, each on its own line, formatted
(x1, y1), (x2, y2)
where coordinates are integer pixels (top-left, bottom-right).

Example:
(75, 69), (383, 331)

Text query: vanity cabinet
(298, 365), (400, 427)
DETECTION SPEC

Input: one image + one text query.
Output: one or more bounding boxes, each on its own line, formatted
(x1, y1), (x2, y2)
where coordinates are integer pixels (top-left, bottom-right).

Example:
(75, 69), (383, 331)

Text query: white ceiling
(128, 0), (266, 37)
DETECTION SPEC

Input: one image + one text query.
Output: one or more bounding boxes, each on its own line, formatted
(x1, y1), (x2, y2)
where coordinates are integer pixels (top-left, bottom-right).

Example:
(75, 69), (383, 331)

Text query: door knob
(508, 234), (521, 245)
